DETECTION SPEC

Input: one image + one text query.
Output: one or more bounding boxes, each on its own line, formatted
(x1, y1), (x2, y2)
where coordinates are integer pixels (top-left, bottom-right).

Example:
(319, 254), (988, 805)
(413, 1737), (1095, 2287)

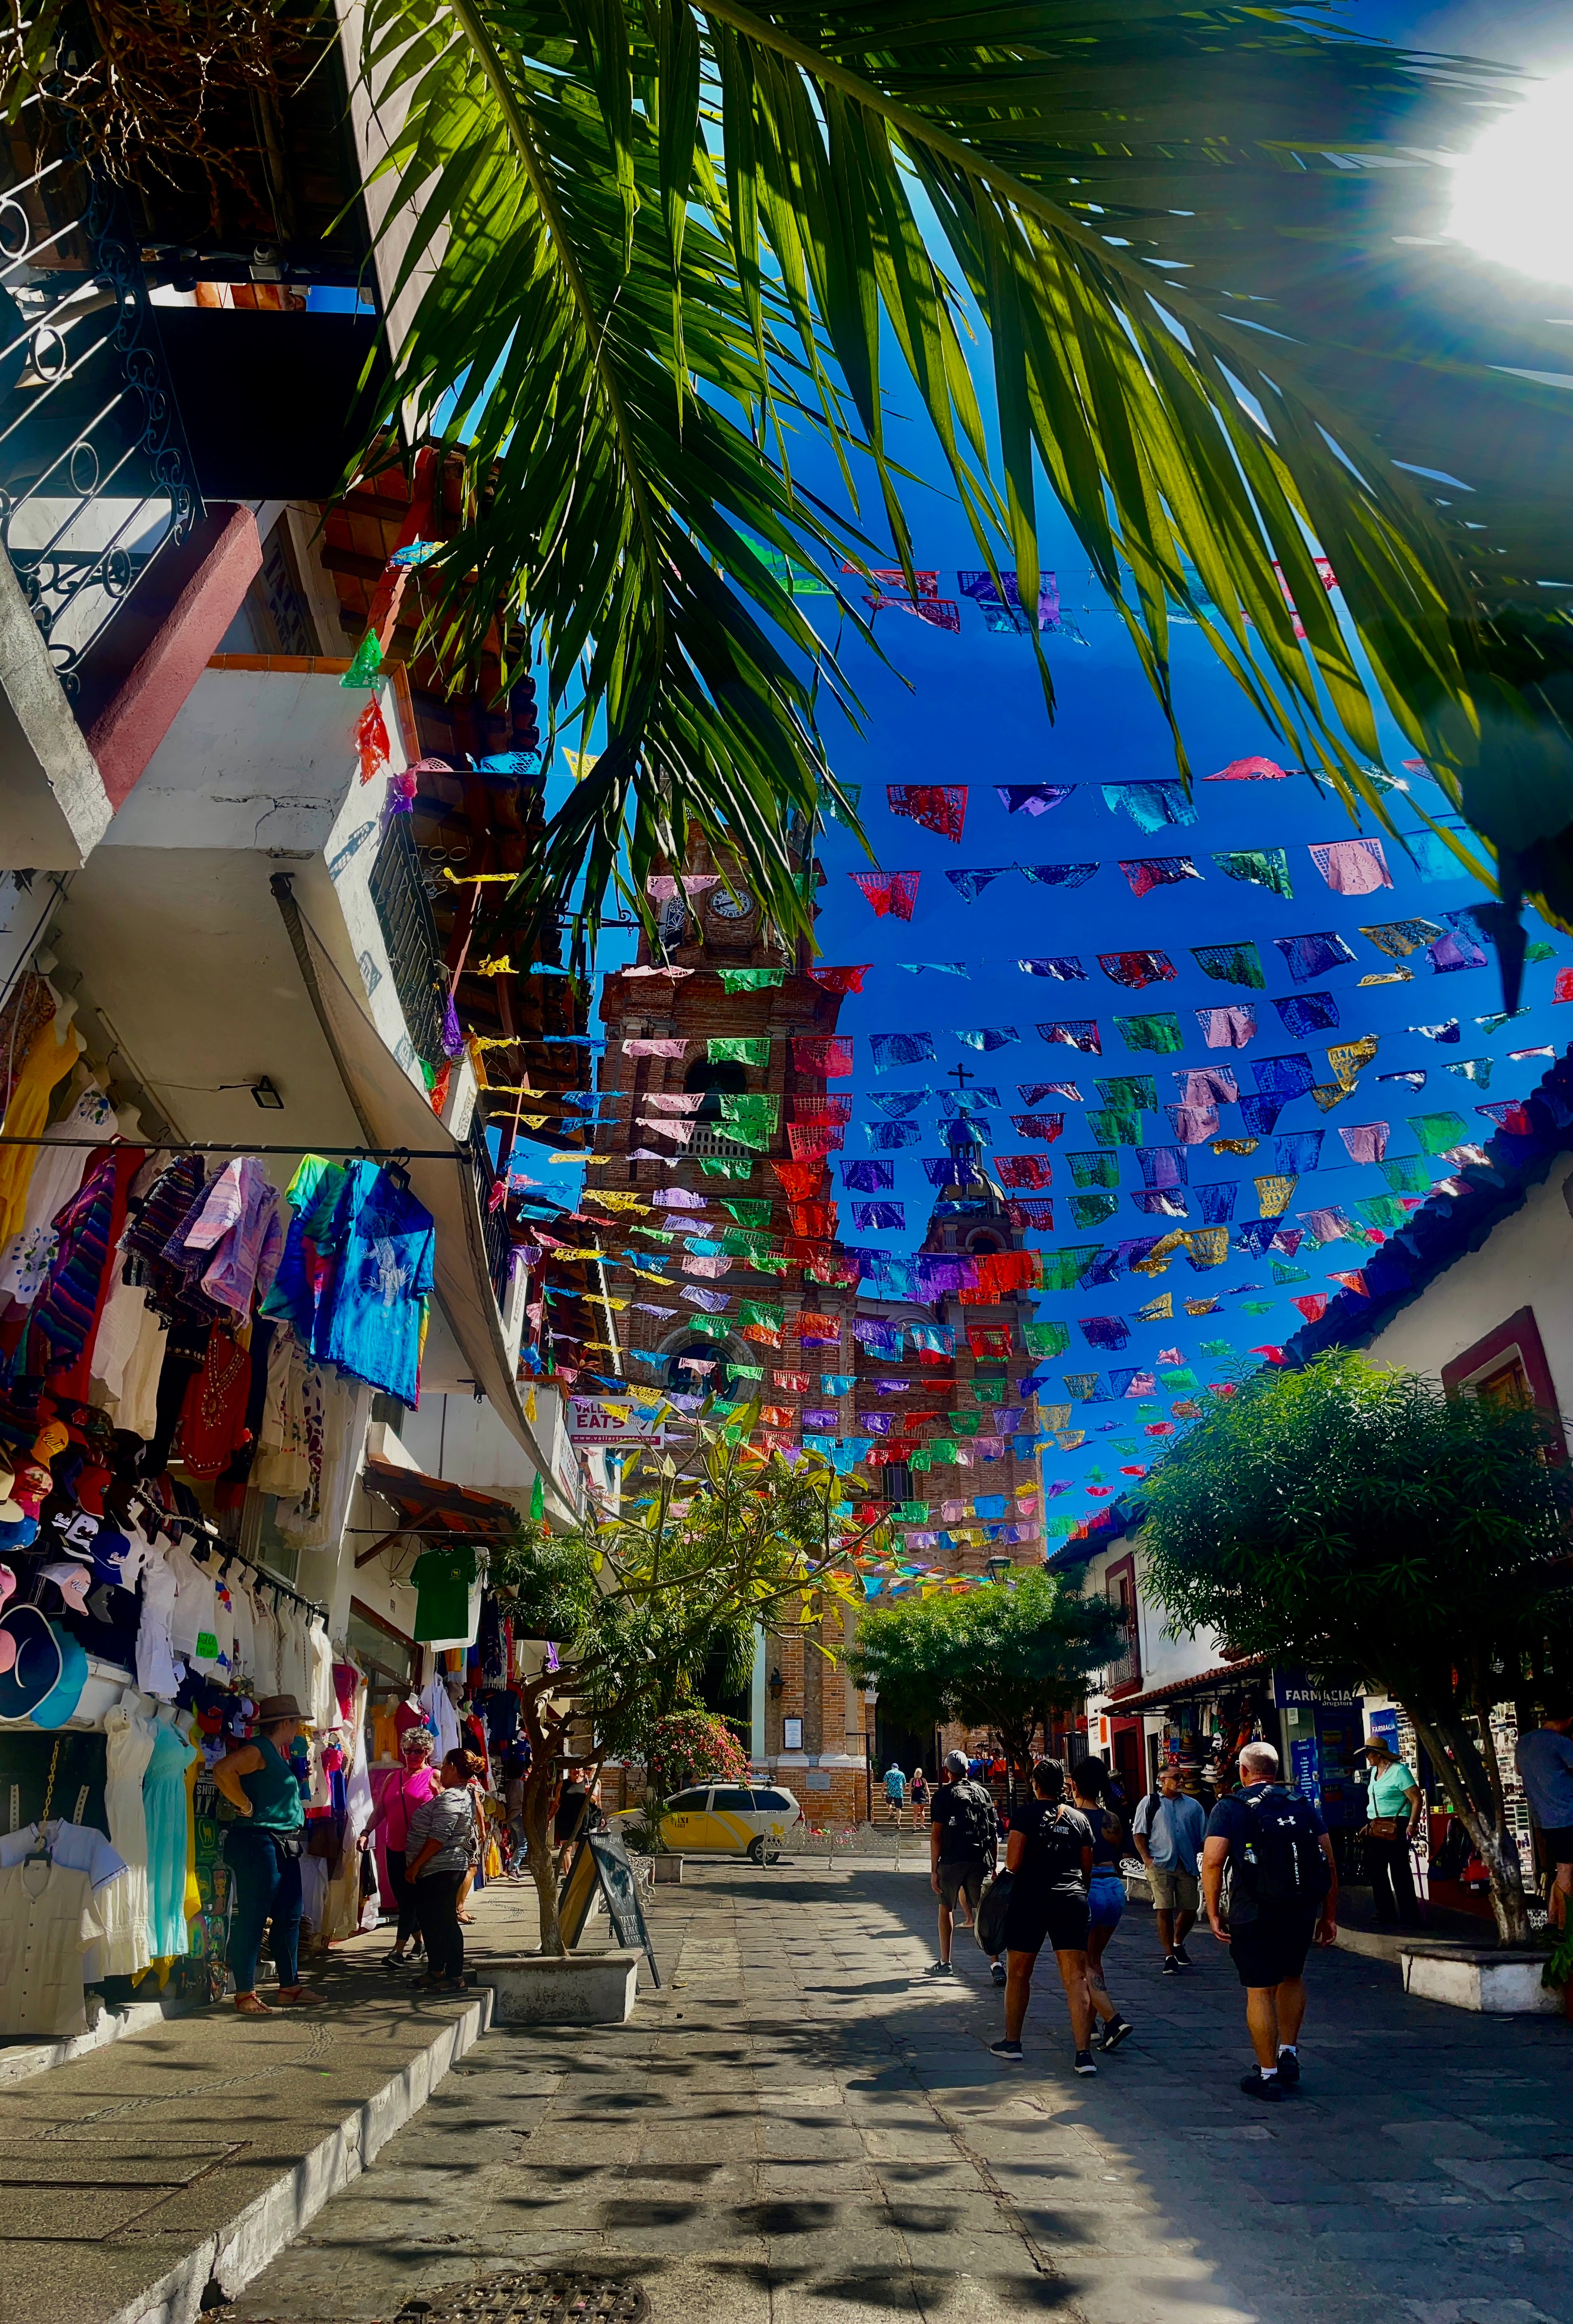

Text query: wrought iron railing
(368, 817), (449, 1065)
(1101, 1617), (1142, 1695)
(0, 147), (201, 686)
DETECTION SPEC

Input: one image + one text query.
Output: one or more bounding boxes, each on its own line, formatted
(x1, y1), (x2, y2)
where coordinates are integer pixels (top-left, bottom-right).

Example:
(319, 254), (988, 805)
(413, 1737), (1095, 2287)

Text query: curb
(109, 1985), (494, 2324)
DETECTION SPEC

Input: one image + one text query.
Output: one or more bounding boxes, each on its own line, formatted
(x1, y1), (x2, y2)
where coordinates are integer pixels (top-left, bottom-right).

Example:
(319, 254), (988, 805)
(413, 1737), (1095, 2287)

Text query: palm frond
(352, 0), (1573, 935)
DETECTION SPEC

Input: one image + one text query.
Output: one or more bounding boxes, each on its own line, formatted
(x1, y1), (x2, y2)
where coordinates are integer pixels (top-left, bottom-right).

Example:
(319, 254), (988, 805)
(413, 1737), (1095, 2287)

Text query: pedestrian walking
(925, 1748), (999, 1978)
(404, 1748), (485, 1993)
(362, 1723), (438, 1964)
(1514, 1698), (1573, 1927)
(910, 1765), (927, 1828)
(1131, 1764), (1207, 1973)
(884, 1762), (907, 1824)
(1070, 1761), (1134, 2052)
(1356, 1734), (1423, 1929)
(988, 1757), (1099, 2075)
(1200, 1741), (1338, 2102)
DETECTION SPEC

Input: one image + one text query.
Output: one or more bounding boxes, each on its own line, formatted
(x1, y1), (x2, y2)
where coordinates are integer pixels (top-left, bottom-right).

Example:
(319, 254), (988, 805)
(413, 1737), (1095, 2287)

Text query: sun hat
(31, 1621), (88, 1728)
(253, 1693), (310, 1728)
(0, 1605), (63, 1719)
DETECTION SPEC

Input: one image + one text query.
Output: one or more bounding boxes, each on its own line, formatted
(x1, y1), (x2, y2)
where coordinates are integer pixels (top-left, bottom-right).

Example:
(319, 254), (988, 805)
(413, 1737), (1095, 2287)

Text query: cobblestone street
(233, 1860), (1573, 2324)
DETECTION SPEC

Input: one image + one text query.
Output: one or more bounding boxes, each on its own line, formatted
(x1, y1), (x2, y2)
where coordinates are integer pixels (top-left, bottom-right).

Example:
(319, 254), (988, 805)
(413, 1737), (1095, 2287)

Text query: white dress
(135, 1542), (181, 1703)
(306, 1622), (335, 1731)
(100, 1705), (156, 1976)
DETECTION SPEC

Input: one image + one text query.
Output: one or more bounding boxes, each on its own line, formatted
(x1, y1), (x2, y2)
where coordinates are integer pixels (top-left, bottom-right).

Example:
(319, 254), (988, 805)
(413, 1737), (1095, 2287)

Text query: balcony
(367, 816), (449, 1066)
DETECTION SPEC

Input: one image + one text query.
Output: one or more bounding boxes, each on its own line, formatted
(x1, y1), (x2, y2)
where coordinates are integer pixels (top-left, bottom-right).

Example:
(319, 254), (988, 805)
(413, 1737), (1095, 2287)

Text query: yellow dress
(0, 1013), (85, 1243)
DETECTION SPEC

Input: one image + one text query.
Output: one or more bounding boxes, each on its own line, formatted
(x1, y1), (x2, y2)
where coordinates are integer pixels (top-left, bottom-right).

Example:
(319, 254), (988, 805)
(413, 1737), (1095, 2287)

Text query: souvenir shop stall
(360, 1461), (533, 1910)
(0, 973), (445, 2035)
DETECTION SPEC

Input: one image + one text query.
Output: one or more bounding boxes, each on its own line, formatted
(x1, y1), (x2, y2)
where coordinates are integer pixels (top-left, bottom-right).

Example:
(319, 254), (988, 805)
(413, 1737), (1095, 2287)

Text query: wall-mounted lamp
(767, 1665), (784, 1699)
(249, 1076), (284, 1111)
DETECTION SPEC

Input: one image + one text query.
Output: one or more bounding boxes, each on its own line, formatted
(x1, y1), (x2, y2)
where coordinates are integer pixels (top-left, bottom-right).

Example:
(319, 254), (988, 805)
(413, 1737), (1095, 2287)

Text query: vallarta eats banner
(568, 1399), (670, 1449)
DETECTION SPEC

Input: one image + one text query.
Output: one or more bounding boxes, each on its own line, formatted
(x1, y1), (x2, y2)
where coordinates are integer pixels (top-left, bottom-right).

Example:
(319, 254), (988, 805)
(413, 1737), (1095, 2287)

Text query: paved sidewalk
(0, 1874), (567, 2324)
(233, 1858), (1573, 2324)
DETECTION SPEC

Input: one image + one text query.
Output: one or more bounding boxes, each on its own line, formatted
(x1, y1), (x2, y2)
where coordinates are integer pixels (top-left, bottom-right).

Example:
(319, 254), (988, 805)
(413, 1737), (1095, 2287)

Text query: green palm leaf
(347, 0), (1573, 934)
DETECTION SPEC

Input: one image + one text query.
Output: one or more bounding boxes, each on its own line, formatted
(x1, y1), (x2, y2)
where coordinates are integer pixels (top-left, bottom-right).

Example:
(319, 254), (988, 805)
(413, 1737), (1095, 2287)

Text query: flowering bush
(646, 1710), (749, 1798)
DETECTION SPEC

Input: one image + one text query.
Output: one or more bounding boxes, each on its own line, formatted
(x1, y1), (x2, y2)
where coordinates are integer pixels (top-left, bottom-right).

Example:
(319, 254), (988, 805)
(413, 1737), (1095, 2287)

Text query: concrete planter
(650, 1855), (685, 1883)
(480, 1950), (641, 2026)
(1399, 1944), (1559, 2014)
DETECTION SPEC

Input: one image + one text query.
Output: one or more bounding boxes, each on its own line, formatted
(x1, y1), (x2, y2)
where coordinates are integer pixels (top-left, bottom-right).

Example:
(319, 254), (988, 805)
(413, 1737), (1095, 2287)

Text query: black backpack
(1223, 1787), (1331, 1926)
(946, 1779), (998, 1864)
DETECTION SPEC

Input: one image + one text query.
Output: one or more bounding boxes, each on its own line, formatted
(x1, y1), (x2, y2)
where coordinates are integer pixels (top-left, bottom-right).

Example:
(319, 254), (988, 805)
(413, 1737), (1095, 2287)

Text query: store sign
(567, 1398), (669, 1448)
(1271, 1668), (1361, 1713)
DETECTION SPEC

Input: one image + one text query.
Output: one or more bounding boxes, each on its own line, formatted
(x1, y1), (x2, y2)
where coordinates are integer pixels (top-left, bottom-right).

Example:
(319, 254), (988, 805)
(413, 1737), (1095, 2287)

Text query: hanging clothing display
(143, 1716), (199, 1958)
(0, 1854), (103, 2037)
(100, 1703), (157, 1976)
(0, 1081), (118, 1304)
(0, 1008), (86, 1244)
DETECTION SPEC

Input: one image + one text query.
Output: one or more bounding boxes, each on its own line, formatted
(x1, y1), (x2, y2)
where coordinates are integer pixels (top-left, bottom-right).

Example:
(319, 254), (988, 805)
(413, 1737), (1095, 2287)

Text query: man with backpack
(1200, 1740), (1338, 2102)
(927, 1748), (1002, 1980)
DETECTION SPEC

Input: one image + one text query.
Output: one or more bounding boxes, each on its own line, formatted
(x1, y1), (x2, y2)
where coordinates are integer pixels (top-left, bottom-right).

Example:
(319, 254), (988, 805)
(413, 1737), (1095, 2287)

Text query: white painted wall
(1360, 1164), (1573, 1439)
(1077, 1531), (1226, 1720)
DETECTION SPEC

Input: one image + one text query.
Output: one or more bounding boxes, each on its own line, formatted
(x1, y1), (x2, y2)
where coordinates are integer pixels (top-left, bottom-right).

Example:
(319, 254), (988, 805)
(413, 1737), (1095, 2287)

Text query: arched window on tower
(966, 1227), (1005, 1257)
(666, 1339), (734, 1396)
(684, 1057), (748, 1122)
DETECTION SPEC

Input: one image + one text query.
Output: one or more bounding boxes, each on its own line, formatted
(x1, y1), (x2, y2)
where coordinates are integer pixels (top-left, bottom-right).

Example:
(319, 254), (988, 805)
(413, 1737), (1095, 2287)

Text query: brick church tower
(592, 845), (873, 1823)
(850, 1113), (1044, 1578)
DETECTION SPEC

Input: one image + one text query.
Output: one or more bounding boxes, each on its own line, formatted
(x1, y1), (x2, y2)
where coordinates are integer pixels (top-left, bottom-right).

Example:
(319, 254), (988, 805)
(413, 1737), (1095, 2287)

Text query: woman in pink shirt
(363, 1725), (439, 1966)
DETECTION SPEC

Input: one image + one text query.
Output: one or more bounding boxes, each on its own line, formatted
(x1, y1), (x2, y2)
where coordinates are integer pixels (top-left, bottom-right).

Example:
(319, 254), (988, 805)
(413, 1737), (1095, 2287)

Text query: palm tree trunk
(1403, 1700), (1530, 1947)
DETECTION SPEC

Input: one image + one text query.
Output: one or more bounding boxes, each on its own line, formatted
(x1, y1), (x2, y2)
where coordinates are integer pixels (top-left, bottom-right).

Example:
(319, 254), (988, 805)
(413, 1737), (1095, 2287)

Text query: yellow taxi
(620, 1781), (803, 1862)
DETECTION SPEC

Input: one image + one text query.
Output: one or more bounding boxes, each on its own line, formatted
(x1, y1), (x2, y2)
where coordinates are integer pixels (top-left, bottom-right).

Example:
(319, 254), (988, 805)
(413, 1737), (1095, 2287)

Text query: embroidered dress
(22, 1146), (143, 1396)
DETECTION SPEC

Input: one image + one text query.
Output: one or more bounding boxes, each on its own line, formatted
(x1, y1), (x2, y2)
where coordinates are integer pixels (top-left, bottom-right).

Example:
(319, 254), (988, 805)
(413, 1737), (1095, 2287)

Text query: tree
(489, 1420), (869, 1949)
(14, 3), (1573, 946)
(849, 1570), (1125, 1783)
(1141, 1351), (1573, 1946)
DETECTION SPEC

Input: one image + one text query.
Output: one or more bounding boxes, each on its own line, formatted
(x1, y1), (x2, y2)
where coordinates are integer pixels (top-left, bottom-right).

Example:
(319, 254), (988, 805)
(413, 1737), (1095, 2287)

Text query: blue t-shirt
(309, 1160), (435, 1405)
(1134, 1790), (1207, 1873)
(1516, 1729), (1573, 1830)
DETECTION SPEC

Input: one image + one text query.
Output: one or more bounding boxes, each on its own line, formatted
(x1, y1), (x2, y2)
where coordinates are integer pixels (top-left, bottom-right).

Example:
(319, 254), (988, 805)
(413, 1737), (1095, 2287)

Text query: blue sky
(521, 0), (1573, 1517)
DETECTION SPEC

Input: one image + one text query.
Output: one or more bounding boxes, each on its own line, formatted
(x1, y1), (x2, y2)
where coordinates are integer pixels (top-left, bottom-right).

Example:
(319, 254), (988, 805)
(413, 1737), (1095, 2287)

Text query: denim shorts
(1087, 1874), (1126, 1931)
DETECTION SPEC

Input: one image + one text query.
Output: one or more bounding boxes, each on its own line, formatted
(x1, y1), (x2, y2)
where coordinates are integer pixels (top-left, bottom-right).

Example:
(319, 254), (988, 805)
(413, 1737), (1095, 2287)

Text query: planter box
(650, 1856), (684, 1883)
(1399, 1944), (1559, 2014)
(480, 1950), (641, 2026)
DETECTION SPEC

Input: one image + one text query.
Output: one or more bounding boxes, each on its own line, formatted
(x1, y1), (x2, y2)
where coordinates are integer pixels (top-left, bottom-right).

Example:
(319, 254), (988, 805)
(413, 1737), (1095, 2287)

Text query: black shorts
(1002, 1886), (1090, 1959)
(1229, 1905), (1319, 1989)
(1540, 1824), (1573, 1867)
(938, 1858), (986, 1913)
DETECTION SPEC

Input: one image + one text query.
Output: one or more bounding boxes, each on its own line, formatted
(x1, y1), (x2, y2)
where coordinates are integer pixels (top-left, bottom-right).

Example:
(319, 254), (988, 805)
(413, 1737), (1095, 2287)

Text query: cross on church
(947, 1064), (975, 1091)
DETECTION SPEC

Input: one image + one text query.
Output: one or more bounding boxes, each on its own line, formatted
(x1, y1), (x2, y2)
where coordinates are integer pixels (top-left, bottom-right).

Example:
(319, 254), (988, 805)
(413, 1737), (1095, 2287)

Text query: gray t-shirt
(1515, 1729), (1573, 1831)
(406, 1784), (480, 1875)
(1133, 1790), (1207, 1874)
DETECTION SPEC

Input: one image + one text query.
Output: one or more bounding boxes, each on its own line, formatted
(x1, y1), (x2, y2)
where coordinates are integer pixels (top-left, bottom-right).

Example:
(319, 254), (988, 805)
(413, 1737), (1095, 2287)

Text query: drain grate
(394, 2273), (650, 2324)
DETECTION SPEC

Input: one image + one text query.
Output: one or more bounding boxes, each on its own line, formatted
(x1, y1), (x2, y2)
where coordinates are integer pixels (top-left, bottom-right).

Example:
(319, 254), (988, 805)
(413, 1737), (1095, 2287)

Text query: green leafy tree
(490, 1419), (872, 1948)
(14, 2), (1571, 941)
(849, 1570), (1125, 1782)
(1142, 1351), (1573, 1946)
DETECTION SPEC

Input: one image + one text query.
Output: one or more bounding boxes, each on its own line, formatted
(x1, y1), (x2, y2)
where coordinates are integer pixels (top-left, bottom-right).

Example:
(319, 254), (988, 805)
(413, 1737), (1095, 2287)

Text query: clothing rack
(128, 1485), (327, 1620)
